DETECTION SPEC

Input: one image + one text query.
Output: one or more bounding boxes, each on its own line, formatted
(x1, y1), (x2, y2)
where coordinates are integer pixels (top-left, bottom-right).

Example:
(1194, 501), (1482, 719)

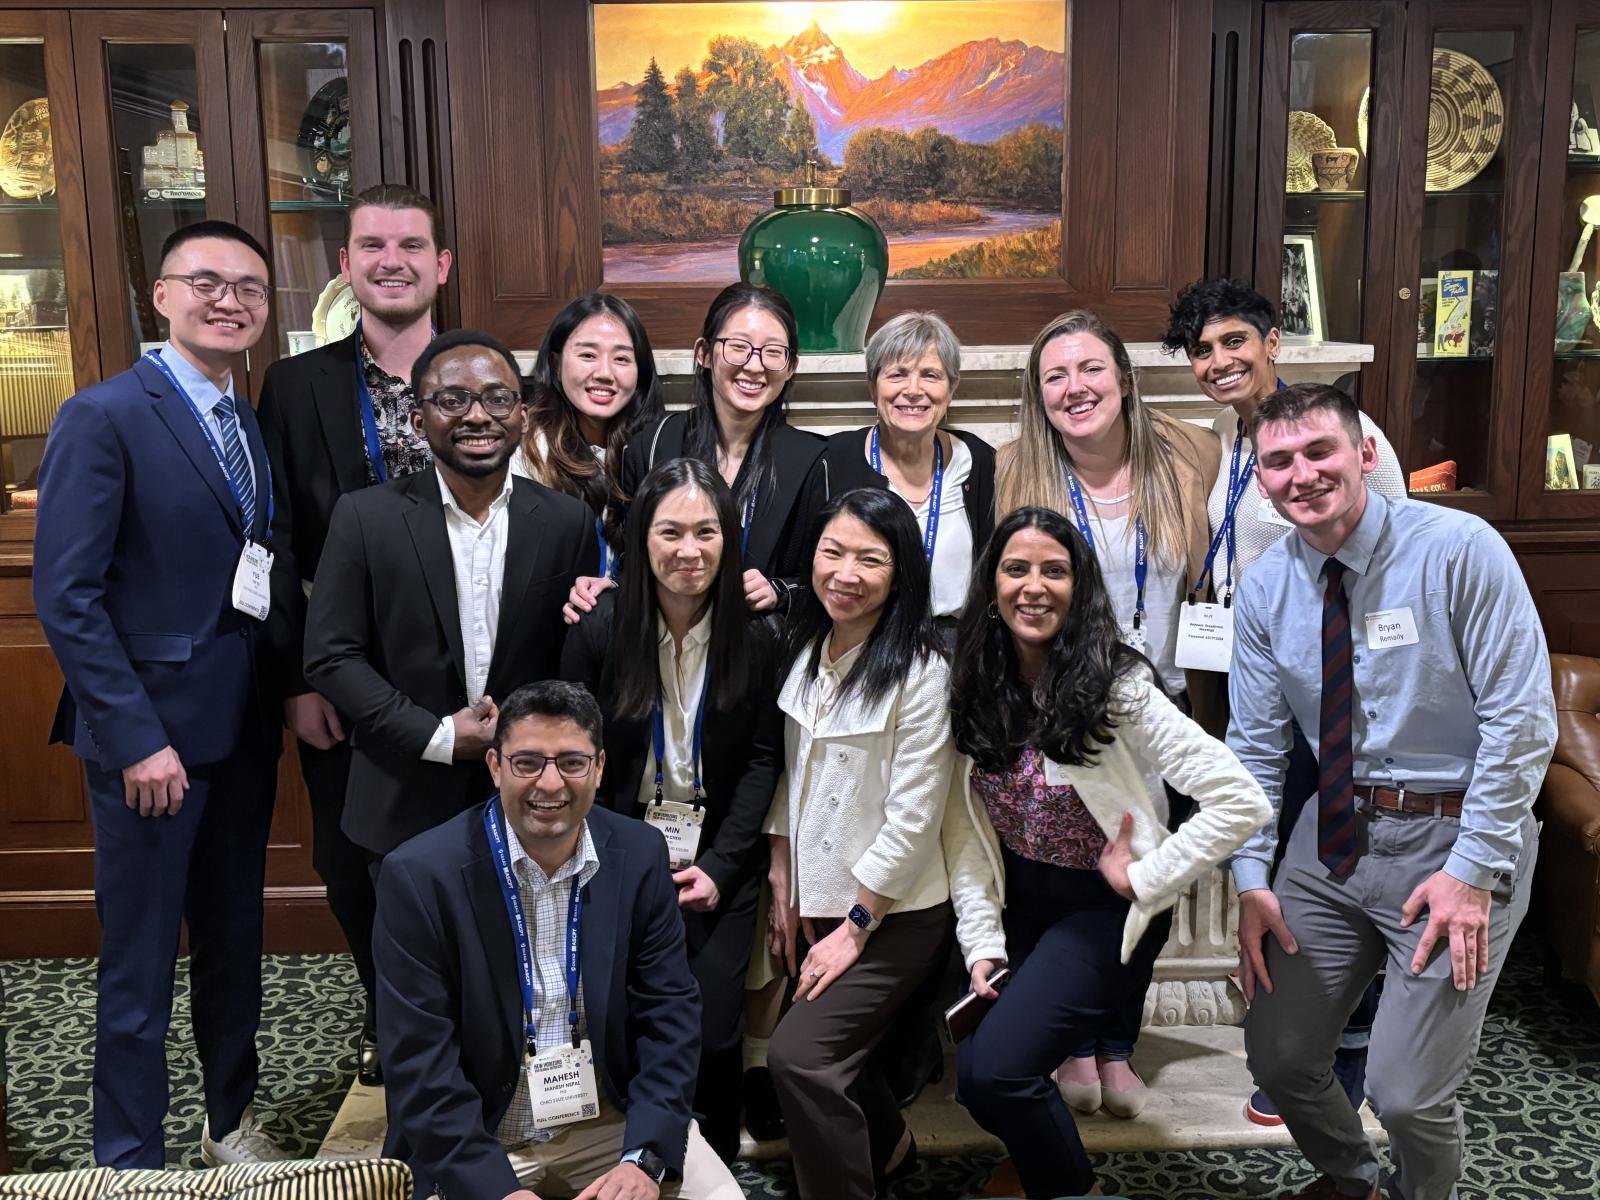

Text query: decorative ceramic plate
(1426, 48), (1503, 192)
(0, 98), (54, 200)
(311, 276), (360, 346)
(297, 77), (352, 197)
(1286, 110), (1337, 193)
(1358, 88), (1370, 156)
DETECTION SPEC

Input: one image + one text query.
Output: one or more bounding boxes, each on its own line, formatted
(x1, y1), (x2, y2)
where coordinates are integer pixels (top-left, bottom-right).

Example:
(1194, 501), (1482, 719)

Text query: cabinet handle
(1399, 287), (1413, 300)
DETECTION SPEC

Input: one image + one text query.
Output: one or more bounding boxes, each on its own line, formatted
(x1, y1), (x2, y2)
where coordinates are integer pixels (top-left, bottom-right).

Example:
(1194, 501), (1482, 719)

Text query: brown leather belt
(1353, 784), (1465, 817)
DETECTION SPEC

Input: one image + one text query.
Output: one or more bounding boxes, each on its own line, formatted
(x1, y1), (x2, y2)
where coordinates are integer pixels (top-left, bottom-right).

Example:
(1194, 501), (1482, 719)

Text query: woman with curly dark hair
(943, 506), (1269, 1199)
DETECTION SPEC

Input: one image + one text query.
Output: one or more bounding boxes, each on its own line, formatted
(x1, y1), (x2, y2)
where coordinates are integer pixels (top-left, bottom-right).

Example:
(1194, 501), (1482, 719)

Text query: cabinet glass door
(227, 11), (381, 376)
(74, 12), (234, 377)
(1255, 3), (1402, 421)
(0, 15), (98, 520)
(1390, 3), (1545, 516)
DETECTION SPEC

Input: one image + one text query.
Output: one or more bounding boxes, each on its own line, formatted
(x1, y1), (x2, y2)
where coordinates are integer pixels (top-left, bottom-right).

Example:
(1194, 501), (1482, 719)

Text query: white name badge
(232, 541), (273, 621)
(1124, 624), (1148, 655)
(528, 1038), (601, 1131)
(1175, 602), (1236, 671)
(644, 800), (704, 869)
(1365, 606), (1419, 649)
(1258, 497), (1295, 529)
(1043, 757), (1071, 788)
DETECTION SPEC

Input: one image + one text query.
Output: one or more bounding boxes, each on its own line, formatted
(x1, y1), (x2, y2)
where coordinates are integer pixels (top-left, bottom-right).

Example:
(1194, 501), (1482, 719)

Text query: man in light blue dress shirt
(1227, 383), (1554, 1200)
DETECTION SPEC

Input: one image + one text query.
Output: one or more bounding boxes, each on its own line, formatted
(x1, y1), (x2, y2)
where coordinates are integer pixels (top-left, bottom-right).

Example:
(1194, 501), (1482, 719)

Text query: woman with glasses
(943, 506), (1269, 1199)
(763, 487), (957, 1200)
(565, 282), (824, 621)
(797, 311), (995, 643)
(559, 456), (783, 1163)
(995, 309), (1221, 1118)
(512, 293), (665, 576)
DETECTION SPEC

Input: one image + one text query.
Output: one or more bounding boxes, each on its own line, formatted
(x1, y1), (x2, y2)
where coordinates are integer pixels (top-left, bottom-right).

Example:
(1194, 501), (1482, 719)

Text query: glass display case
(0, 14), (96, 520)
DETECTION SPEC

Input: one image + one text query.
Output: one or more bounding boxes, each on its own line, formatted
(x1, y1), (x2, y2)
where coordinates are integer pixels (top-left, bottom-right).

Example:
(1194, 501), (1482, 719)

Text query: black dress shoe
(875, 1131), (918, 1194)
(358, 1027), (383, 1087)
(741, 1066), (786, 1141)
(887, 1026), (945, 1110)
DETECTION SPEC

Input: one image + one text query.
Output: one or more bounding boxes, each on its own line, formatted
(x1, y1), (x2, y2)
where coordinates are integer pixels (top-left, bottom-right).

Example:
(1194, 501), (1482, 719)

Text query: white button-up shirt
(494, 815), (600, 1147)
(422, 471), (513, 763)
(635, 610), (712, 810)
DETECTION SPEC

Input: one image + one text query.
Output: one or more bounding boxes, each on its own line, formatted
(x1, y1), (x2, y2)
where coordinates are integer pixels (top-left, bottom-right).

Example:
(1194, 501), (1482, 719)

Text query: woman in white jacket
(944, 506), (1270, 1199)
(764, 487), (956, 1200)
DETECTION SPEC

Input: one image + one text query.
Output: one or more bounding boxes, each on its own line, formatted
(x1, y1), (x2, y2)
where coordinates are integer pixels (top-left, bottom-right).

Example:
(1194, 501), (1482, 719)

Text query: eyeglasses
(715, 338), (793, 371)
(504, 751), (597, 779)
(421, 387), (522, 418)
(160, 273), (270, 308)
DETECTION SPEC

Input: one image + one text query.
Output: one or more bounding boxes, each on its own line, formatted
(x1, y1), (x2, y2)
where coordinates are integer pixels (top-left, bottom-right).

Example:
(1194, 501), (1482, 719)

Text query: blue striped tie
(1317, 557), (1360, 878)
(214, 393), (256, 533)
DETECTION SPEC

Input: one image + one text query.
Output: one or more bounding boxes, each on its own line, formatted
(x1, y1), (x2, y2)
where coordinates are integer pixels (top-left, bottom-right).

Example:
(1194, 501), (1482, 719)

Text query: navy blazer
(34, 355), (277, 770)
(373, 802), (701, 1200)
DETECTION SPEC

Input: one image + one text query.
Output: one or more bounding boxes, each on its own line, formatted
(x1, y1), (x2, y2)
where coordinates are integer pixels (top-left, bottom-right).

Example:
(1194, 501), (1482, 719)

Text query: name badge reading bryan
(232, 542), (273, 621)
(644, 800), (704, 870)
(1365, 607), (1419, 649)
(528, 1038), (600, 1130)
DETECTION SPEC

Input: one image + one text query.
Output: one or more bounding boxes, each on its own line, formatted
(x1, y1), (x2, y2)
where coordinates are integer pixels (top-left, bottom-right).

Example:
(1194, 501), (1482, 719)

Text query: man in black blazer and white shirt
(304, 328), (595, 860)
(258, 183), (450, 1082)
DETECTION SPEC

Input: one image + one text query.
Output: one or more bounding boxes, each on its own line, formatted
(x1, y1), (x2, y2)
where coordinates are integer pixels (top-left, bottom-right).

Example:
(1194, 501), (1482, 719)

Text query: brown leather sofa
(1535, 654), (1600, 1006)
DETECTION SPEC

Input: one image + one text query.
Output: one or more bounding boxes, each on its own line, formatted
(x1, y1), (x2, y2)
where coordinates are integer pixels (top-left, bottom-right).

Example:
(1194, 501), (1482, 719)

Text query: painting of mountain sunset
(594, 2), (1064, 283)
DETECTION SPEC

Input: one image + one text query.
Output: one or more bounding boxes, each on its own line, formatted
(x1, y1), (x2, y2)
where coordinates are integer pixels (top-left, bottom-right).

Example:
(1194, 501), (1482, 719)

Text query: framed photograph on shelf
(1280, 231), (1325, 342)
(1573, 83), (1600, 157)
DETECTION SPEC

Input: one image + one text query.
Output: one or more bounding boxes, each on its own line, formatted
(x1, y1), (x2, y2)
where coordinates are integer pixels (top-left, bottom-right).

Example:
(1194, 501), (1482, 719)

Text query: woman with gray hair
(794, 311), (995, 635)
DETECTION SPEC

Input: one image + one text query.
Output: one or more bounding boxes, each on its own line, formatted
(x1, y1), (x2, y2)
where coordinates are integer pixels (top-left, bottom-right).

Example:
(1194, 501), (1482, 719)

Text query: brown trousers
(768, 902), (956, 1200)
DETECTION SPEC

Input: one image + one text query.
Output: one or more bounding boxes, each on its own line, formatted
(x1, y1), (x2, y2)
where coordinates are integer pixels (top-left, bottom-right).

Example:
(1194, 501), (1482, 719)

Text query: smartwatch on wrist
(621, 1147), (667, 1185)
(847, 902), (881, 933)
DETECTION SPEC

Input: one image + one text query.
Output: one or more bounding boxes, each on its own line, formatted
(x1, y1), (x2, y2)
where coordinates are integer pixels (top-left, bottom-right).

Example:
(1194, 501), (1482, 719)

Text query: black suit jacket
(617, 411), (824, 586)
(303, 467), (597, 854)
(559, 591), (782, 900)
(374, 803), (701, 1200)
(257, 330), (376, 698)
(800, 425), (997, 552)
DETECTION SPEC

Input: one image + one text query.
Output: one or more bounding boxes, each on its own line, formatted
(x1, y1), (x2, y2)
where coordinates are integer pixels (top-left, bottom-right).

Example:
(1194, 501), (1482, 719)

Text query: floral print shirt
(360, 341), (432, 484)
(970, 744), (1107, 869)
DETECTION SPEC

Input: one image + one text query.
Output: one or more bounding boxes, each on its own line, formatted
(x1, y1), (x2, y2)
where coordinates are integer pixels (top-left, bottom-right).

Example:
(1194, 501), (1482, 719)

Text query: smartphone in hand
(943, 967), (1012, 1043)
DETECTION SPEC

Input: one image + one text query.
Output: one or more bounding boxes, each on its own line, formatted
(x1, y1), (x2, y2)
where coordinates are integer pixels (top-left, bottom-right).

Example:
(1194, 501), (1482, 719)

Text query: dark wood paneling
(1511, 532), (1600, 655)
(445, 0), (1213, 350)
(1209, 0), (1263, 278)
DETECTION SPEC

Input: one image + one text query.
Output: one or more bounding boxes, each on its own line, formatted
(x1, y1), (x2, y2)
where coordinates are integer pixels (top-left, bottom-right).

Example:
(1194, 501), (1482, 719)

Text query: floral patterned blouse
(970, 744), (1107, 869)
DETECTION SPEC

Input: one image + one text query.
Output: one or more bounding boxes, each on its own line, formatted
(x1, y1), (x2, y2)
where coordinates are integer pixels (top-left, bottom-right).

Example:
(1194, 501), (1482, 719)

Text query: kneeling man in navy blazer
(373, 680), (742, 1200)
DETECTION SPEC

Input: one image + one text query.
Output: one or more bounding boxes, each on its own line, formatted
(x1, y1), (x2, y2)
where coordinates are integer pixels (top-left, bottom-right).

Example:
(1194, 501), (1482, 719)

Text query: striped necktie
(1317, 557), (1360, 878)
(214, 393), (256, 534)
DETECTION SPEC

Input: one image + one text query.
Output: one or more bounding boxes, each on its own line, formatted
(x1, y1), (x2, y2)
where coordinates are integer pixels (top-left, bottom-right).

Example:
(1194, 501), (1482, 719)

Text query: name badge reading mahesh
(1365, 607), (1419, 650)
(528, 1038), (600, 1130)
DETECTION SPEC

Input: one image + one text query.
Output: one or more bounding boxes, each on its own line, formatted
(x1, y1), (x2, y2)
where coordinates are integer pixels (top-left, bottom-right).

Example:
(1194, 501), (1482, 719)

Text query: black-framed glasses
(716, 337), (793, 371)
(504, 751), (597, 779)
(421, 387), (522, 418)
(160, 273), (270, 308)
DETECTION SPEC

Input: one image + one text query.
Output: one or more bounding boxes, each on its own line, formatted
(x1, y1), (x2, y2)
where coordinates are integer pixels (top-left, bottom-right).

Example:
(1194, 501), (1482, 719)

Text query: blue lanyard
(651, 662), (710, 808)
(144, 349), (272, 534)
(353, 322), (388, 484)
(1063, 468), (1146, 629)
(740, 491), (756, 558)
(483, 796), (583, 1052)
(595, 517), (612, 578)
(1191, 424), (1257, 602)
(869, 427), (944, 563)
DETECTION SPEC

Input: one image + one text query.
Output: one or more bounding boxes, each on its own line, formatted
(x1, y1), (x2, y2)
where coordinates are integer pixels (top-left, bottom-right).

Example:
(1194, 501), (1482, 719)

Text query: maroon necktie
(1318, 558), (1360, 878)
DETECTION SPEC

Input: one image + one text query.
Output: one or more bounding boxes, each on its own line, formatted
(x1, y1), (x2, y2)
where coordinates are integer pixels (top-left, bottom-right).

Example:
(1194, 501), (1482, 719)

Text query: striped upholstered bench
(0, 1159), (410, 1199)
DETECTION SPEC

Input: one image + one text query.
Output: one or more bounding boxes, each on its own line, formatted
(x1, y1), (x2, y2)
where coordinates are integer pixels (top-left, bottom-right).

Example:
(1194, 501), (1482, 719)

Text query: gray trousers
(1244, 797), (1537, 1200)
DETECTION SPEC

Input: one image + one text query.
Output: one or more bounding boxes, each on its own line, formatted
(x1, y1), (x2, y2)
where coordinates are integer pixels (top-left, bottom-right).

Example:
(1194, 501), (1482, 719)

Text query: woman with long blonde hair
(994, 308), (1221, 1117)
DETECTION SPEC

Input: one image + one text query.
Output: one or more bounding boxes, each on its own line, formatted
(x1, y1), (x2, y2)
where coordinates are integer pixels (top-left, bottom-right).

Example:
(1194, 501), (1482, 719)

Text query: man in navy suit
(34, 221), (287, 1168)
(373, 680), (741, 1200)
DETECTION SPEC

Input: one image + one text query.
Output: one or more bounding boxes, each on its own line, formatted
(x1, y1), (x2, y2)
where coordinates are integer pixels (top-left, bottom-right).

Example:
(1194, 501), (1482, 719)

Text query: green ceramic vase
(738, 174), (888, 354)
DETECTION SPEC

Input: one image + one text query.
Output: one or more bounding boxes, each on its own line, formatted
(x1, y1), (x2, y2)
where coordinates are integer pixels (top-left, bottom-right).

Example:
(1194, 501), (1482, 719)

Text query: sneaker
(1333, 1044), (1368, 1111)
(1245, 1086), (1285, 1127)
(200, 1103), (291, 1166)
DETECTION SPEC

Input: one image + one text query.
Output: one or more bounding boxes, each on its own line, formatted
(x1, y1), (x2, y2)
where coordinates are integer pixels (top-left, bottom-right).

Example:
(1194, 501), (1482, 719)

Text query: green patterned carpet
(2, 933), (1596, 1198)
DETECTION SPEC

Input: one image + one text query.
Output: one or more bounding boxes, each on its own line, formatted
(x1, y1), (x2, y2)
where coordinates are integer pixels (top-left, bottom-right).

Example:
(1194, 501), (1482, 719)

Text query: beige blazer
(941, 670), (1271, 966)
(766, 645), (956, 918)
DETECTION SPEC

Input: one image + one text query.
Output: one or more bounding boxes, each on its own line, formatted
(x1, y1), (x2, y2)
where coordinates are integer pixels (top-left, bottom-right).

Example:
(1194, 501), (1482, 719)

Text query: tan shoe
(1280, 1176), (1380, 1200)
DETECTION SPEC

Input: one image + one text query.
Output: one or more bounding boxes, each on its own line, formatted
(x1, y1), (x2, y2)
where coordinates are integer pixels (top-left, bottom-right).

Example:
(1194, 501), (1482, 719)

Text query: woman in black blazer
(798, 311), (995, 634)
(560, 456), (783, 1164)
(566, 282), (824, 622)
